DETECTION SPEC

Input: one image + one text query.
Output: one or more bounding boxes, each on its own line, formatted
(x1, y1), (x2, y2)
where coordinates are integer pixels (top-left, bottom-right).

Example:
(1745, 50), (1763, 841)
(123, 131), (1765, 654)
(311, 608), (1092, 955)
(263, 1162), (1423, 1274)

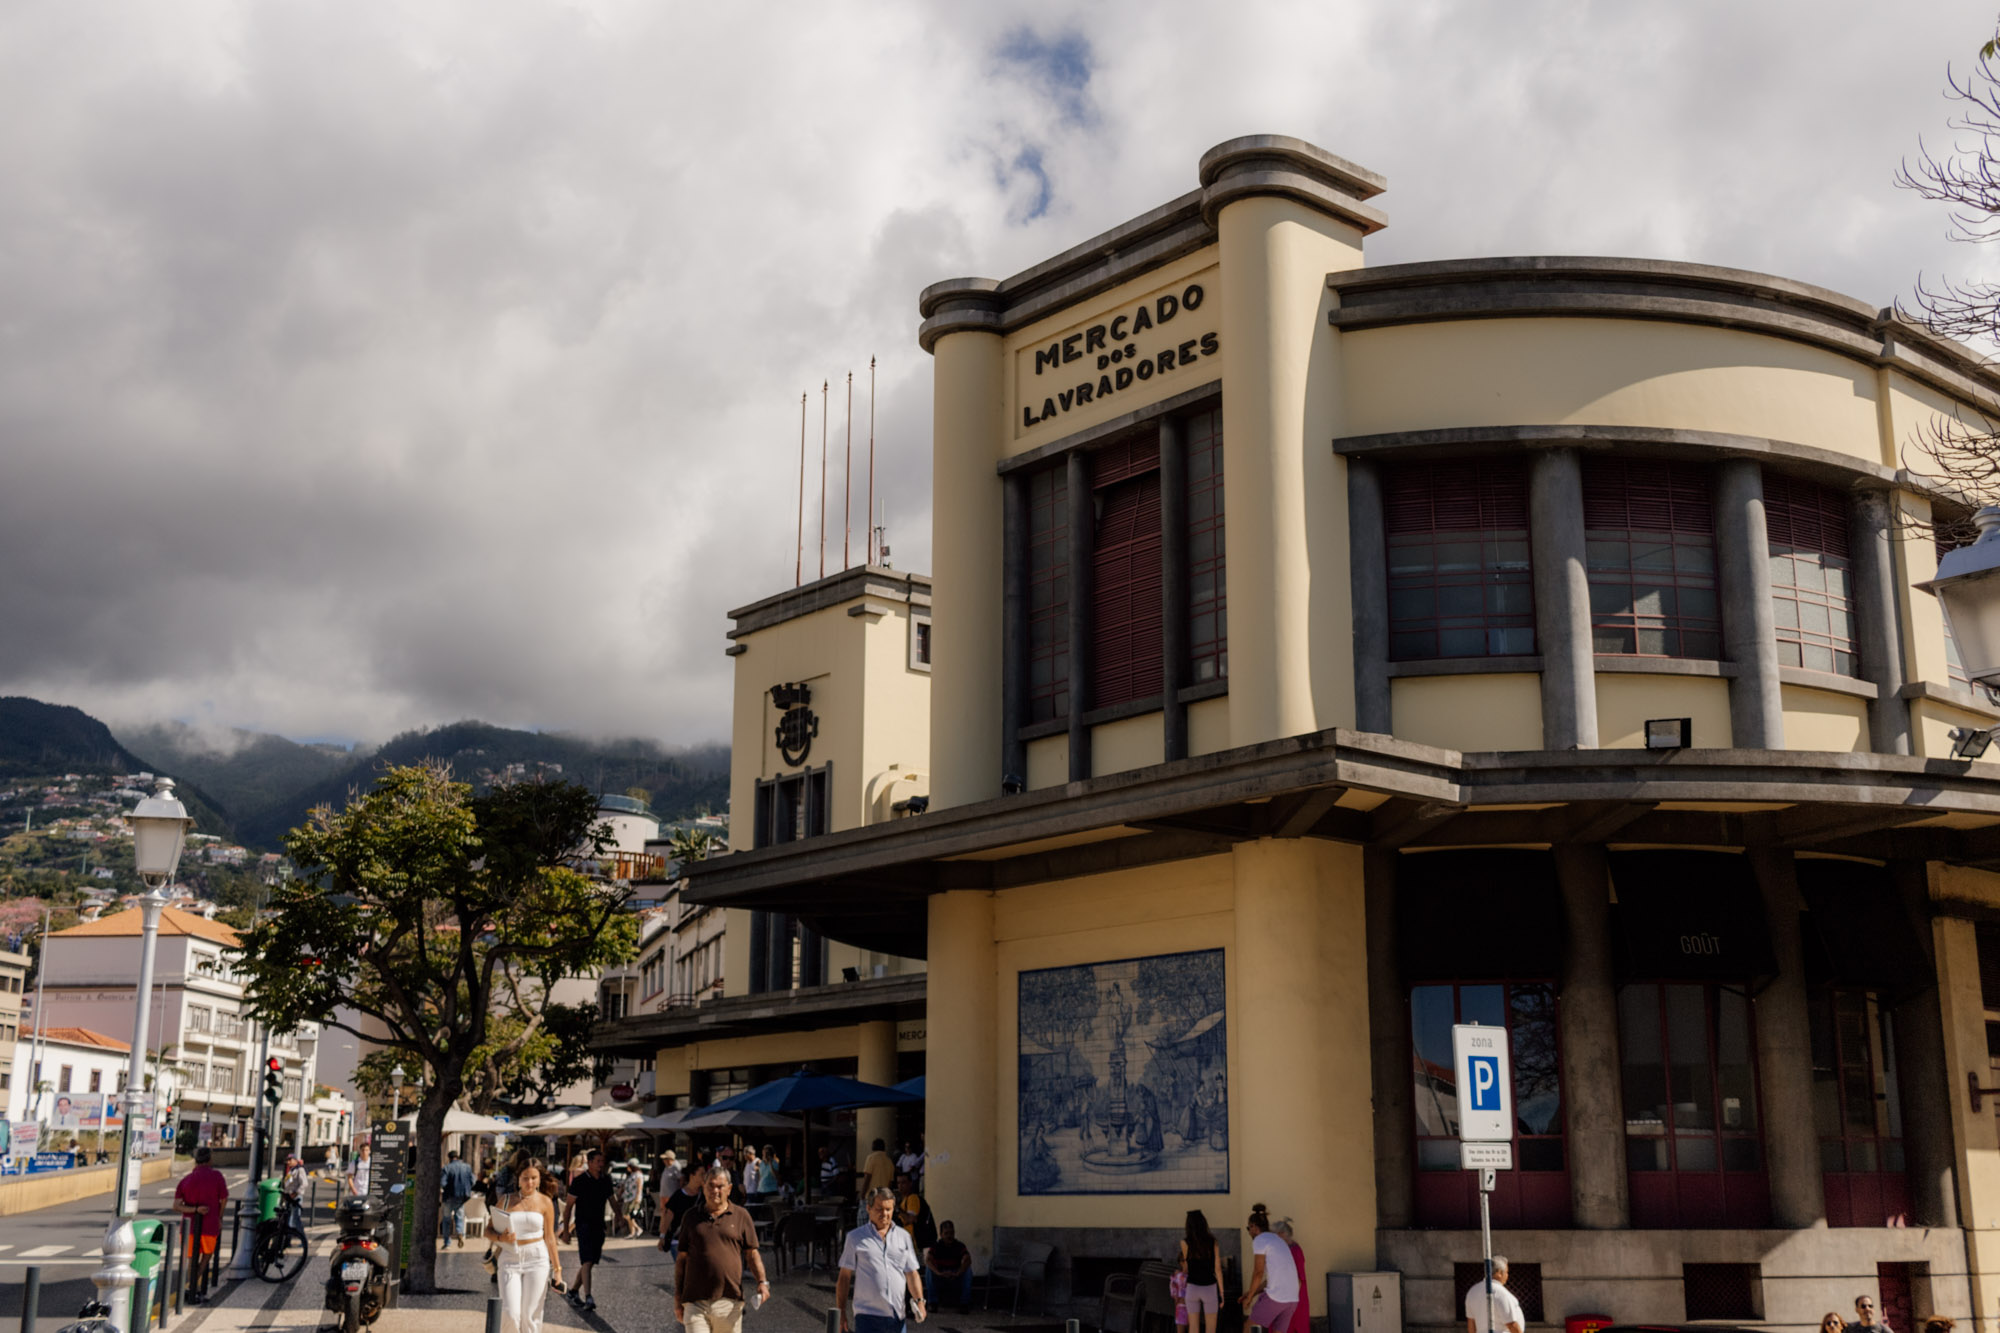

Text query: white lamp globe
(129, 777), (192, 886)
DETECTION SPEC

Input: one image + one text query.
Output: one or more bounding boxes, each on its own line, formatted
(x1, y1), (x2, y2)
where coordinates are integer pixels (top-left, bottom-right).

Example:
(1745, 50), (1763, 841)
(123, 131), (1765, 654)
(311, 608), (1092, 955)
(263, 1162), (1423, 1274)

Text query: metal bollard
(21, 1265), (40, 1333)
(825, 1311), (840, 1333)
(1068, 1322), (1080, 1333)
(485, 1295), (502, 1333)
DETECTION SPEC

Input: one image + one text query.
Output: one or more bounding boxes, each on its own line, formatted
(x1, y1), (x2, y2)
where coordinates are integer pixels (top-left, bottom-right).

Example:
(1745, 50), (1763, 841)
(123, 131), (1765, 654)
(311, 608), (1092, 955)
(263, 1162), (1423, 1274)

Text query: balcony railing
(594, 851), (667, 882)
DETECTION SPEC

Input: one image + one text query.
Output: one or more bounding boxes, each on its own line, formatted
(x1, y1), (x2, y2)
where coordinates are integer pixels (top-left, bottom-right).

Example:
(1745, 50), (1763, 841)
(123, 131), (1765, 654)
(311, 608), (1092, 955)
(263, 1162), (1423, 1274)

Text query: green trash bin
(257, 1176), (284, 1223)
(130, 1217), (167, 1333)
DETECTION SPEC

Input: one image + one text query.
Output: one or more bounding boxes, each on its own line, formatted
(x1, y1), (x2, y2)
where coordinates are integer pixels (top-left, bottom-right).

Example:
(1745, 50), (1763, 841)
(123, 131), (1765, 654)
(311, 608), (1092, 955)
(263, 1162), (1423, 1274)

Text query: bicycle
(254, 1197), (311, 1282)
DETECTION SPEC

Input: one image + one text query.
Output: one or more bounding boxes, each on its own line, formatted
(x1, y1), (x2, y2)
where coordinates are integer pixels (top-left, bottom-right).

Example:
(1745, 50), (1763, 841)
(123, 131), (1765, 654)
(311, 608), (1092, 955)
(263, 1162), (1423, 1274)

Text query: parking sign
(1451, 1023), (1513, 1143)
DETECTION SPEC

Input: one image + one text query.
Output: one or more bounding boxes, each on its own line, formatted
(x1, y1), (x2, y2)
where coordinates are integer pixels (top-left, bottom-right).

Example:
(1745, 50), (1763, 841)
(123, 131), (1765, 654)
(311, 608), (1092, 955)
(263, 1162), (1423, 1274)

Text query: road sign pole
(1480, 1167), (1496, 1333)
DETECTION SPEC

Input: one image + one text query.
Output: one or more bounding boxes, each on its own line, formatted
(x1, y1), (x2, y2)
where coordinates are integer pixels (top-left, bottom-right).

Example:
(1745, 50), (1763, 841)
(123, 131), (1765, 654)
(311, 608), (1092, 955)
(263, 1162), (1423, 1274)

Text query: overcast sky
(3, 1), (1997, 749)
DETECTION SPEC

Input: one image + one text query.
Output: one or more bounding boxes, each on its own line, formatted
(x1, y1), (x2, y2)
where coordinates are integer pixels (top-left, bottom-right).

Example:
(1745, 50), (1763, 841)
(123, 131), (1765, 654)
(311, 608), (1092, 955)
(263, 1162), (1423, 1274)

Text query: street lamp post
(390, 1064), (406, 1123)
(91, 777), (190, 1333)
(1922, 504), (2000, 756)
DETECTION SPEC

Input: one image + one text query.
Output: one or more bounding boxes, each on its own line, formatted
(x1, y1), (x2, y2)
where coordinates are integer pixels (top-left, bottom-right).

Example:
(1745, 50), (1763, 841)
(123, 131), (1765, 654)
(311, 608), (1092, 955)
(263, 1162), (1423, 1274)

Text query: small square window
(1684, 1263), (1762, 1321)
(909, 613), (932, 672)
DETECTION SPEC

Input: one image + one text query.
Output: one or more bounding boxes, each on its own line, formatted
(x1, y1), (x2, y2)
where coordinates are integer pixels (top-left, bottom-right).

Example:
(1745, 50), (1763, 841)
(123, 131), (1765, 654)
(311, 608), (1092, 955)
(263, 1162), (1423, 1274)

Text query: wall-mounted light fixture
(1949, 725), (1999, 760)
(1644, 718), (1693, 750)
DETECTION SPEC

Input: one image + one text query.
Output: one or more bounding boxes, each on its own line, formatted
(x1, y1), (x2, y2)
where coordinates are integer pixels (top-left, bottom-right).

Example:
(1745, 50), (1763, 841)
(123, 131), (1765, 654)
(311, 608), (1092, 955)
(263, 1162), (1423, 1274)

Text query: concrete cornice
(726, 564), (932, 639)
(1327, 256), (2000, 414)
(917, 136), (1387, 354)
(1195, 134), (1388, 232)
(1333, 424), (1902, 491)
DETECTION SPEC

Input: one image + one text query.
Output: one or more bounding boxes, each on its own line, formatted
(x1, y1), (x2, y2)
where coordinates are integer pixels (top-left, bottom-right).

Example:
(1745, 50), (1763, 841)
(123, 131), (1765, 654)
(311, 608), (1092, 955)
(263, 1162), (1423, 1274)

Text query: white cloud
(0, 0), (1992, 744)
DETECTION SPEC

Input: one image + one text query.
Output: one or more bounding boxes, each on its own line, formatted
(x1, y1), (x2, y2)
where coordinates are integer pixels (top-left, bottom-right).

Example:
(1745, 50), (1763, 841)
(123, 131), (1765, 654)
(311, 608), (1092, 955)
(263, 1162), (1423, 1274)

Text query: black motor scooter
(324, 1184), (402, 1333)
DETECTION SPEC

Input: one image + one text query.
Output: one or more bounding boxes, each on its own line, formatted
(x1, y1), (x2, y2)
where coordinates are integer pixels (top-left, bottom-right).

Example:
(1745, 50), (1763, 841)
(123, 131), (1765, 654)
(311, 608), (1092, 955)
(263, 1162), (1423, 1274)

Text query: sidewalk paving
(161, 1228), (1057, 1333)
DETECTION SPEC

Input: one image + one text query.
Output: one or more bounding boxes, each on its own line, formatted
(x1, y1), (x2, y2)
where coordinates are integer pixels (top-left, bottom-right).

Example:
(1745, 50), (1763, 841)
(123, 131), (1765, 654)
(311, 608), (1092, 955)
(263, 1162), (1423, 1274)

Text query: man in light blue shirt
(837, 1188), (926, 1333)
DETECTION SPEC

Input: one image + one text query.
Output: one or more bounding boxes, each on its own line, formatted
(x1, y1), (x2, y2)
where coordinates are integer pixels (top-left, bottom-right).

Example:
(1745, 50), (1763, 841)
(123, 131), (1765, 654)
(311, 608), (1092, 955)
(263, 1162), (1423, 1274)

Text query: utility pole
(225, 883), (274, 1281)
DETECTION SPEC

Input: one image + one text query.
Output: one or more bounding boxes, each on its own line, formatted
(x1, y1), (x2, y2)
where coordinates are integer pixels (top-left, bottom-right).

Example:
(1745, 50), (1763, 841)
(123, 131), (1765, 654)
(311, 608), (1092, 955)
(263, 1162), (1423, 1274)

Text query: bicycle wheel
(256, 1226), (308, 1282)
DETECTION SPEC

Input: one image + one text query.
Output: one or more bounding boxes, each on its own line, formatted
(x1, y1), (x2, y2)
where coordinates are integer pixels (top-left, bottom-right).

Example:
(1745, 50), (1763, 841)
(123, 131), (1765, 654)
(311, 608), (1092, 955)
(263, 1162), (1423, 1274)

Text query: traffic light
(263, 1056), (283, 1106)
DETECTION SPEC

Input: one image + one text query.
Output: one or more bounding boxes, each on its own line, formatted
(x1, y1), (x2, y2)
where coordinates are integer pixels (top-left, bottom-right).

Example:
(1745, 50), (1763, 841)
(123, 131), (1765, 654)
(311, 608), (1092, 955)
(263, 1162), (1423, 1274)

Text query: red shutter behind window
(1763, 472), (1850, 557)
(1582, 459), (1714, 533)
(1092, 449), (1163, 708)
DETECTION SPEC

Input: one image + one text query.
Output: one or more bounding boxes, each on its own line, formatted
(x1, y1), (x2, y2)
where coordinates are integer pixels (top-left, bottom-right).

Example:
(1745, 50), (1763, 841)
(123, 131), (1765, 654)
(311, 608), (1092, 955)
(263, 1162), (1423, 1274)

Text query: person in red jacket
(174, 1147), (232, 1304)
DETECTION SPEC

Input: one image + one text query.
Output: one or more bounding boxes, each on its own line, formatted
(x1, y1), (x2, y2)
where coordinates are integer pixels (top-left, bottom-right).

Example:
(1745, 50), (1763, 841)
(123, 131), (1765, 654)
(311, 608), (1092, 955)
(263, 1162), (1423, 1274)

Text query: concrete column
(1716, 460), (1786, 749)
(1747, 847), (1826, 1227)
(1161, 414), (1191, 761)
(1530, 450), (1598, 749)
(1348, 456), (1391, 734)
(1214, 194), (1367, 747)
(1890, 860), (1958, 1226)
(926, 891), (997, 1267)
(1066, 449), (1094, 781)
(855, 1019), (899, 1168)
(926, 318), (1007, 809)
(1553, 843), (1628, 1227)
(1363, 846), (1413, 1227)
(1233, 839), (1375, 1274)
(1002, 471), (1029, 786)
(1852, 490), (1912, 754)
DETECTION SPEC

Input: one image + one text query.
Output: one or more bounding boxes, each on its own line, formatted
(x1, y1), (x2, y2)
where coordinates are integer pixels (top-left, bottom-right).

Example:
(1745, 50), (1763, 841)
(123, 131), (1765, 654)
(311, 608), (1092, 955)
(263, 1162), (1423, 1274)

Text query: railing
(597, 851), (667, 882)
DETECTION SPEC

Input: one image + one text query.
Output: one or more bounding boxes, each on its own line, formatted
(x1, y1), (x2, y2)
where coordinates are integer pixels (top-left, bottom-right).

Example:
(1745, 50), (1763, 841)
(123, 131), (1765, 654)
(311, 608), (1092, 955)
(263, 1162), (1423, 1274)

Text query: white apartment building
(32, 907), (335, 1148)
(0, 946), (27, 1105)
(3, 1025), (189, 1130)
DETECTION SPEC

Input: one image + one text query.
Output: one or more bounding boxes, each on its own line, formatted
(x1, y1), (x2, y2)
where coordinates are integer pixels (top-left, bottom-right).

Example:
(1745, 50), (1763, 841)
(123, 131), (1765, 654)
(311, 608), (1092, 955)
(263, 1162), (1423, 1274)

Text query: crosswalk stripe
(18, 1245), (71, 1258)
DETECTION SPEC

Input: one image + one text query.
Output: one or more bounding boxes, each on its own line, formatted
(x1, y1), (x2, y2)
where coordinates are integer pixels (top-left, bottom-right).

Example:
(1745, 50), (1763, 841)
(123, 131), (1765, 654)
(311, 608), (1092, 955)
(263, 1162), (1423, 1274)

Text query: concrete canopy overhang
(680, 727), (2000, 958)
(590, 971), (924, 1059)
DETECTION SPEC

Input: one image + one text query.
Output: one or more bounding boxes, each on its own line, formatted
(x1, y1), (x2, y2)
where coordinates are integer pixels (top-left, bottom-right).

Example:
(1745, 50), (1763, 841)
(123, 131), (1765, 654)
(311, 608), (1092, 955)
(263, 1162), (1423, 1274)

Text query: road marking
(18, 1245), (72, 1257)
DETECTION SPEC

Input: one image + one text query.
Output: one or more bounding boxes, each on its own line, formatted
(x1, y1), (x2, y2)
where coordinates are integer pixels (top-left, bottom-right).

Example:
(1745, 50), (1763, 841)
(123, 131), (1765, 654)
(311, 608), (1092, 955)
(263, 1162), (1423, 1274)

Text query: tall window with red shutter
(1583, 459), (1720, 658)
(1383, 459), (1535, 660)
(1763, 472), (1856, 677)
(1091, 435), (1164, 709)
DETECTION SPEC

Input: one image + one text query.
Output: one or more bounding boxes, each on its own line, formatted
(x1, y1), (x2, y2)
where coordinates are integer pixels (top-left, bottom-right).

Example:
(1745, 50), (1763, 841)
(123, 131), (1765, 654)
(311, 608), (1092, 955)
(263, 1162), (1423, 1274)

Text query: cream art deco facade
(686, 137), (2000, 1331)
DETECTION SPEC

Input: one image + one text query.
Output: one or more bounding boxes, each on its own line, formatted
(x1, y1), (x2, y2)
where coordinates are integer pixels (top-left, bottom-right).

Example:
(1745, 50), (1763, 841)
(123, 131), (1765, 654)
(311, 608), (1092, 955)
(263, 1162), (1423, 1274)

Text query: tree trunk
(403, 1080), (457, 1294)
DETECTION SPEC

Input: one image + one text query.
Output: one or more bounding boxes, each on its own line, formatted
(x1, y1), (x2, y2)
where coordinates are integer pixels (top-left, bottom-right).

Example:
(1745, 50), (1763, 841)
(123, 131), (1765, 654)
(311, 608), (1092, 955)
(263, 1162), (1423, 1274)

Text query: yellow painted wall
(1092, 711), (1164, 777)
(1341, 319), (1883, 465)
(1188, 695), (1231, 757)
(1388, 674), (1542, 752)
(1219, 195), (1366, 749)
(1913, 700), (2000, 767)
(1004, 253), (1222, 457)
(722, 907), (754, 999)
(1934, 914), (2000, 1328)
(927, 891), (999, 1264)
(1889, 371), (2000, 472)
(857, 601), (935, 823)
(1895, 490), (1954, 689)
(931, 329), (1007, 810)
(1026, 735), (1068, 791)
(1595, 673), (1734, 748)
(1780, 683), (1869, 752)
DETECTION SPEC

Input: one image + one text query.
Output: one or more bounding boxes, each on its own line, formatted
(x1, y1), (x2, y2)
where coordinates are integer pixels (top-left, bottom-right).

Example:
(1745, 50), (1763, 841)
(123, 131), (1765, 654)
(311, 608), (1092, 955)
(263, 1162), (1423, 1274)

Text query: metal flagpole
(819, 381), (828, 579)
(796, 394), (806, 588)
(867, 357), (876, 564)
(843, 371), (853, 570)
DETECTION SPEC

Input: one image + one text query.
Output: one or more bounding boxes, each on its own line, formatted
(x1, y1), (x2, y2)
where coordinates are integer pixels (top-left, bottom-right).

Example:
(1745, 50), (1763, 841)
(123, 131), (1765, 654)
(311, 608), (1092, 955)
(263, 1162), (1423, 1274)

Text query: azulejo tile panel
(1017, 947), (1228, 1195)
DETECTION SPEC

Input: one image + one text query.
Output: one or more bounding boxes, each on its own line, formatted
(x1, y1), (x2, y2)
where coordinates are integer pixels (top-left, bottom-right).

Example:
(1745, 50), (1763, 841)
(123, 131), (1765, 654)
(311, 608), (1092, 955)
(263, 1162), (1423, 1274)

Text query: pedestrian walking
(442, 1149), (476, 1248)
(1462, 1256), (1524, 1333)
(1823, 1314), (1850, 1333)
(1240, 1204), (1299, 1333)
(1849, 1296), (1893, 1333)
(614, 1158), (643, 1236)
(346, 1142), (373, 1199)
(676, 1165), (769, 1333)
(838, 1187), (927, 1333)
(1178, 1210), (1221, 1333)
(488, 1161), (564, 1333)
(563, 1149), (615, 1310)
(1278, 1218), (1310, 1333)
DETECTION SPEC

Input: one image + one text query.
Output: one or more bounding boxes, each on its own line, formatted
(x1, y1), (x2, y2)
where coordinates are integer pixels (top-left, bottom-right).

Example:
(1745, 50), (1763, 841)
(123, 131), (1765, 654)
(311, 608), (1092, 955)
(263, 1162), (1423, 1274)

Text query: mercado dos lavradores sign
(1012, 266), (1219, 445)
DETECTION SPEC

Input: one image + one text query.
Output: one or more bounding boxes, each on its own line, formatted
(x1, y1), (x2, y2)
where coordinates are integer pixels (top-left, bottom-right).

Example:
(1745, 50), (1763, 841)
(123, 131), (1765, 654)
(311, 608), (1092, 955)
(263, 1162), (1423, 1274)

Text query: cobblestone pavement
(157, 1227), (1058, 1333)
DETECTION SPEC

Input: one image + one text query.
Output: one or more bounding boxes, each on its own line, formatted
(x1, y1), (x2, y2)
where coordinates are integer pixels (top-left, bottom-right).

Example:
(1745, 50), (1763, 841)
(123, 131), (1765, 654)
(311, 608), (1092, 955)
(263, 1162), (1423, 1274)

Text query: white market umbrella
(442, 1108), (517, 1135)
(535, 1105), (649, 1137)
(515, 1106), (587, 1130)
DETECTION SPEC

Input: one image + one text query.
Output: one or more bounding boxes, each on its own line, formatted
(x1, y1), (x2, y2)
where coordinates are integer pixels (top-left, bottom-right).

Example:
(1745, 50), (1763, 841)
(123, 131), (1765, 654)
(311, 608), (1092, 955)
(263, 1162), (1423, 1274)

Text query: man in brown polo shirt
(676, 1165), (770, 1333)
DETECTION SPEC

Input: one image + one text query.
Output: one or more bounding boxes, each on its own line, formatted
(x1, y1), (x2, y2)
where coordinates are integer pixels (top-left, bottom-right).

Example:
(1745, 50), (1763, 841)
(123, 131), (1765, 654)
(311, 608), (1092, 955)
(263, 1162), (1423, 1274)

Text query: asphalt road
(0, 1168), (251, 1321)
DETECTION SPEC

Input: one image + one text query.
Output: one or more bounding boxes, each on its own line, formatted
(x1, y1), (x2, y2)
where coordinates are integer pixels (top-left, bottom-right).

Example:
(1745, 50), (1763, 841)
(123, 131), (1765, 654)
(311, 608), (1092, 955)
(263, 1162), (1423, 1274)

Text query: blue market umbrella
(701, 1069), (920, 1200)
(892, 1076), (924, 1099)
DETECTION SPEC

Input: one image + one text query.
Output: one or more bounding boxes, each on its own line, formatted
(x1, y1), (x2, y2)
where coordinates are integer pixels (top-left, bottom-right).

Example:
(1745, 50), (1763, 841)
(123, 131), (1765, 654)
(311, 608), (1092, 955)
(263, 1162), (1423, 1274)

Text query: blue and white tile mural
(1017, 947), (1228, 1195)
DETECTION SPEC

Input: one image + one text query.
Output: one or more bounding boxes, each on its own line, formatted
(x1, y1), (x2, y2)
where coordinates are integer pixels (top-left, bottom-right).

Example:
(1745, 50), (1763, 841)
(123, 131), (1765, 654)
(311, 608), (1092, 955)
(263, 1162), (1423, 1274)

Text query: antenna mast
(843, 371), (854, 570)
(795, 393), (806, 587)
(819, 381), (828, 580)
(868, 356), (877, 565)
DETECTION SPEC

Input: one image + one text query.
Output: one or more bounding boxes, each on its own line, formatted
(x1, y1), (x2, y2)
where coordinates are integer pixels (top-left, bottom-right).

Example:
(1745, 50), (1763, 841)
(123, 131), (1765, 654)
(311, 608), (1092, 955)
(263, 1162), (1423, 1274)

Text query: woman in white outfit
(488, 1162), (563, 1333)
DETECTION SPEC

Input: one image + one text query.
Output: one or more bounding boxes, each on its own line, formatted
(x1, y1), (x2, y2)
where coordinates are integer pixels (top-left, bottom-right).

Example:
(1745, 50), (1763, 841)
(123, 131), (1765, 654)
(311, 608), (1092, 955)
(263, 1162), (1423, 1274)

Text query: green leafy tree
(229, 764), (638, 1293)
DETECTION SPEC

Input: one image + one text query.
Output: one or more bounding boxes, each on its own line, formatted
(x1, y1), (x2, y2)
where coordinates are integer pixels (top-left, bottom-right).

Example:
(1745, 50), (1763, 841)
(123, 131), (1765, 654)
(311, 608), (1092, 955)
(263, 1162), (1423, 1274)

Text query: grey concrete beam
(1717, 460), (1786, 749)
(1364, 846), (1414, 1229)
(1852, 490), (1912, 754)
(1554, 843), (1628, 1228)
(1747, 847), (1827, 1229)
(1002, 472), (1029, 787)
(1530, 448), (1598, 749)
(1161, 414), (1190, 762)
(1892, 859), (1960, 1227)
(1348, 455), (1392, 734)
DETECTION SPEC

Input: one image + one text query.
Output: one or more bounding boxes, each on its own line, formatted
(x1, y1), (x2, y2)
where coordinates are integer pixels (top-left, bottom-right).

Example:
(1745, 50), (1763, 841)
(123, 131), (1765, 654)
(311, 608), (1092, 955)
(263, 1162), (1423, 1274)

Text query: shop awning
(1798, 857), (1933, 997)
(1397, 849), (1564, 982)
(1610, 850), (1777, 982)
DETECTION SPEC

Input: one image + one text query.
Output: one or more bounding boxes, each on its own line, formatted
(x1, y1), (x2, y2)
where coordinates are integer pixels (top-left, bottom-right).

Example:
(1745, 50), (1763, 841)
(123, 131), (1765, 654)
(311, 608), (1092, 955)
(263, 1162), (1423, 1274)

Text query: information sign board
(1450, 1023), (1513, 1143)
(1458, 1141), (1515, 1170)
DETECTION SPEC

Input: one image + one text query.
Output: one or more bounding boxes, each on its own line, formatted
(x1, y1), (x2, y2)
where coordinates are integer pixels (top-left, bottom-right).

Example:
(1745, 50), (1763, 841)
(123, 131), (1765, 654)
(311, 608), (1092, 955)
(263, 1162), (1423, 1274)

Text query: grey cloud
(0, 0), (1990, 747)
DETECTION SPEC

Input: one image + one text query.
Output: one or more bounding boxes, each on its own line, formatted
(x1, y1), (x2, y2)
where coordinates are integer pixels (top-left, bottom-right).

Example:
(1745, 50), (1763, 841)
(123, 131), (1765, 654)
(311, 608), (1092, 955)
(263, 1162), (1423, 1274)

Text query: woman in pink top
(1279, 1218), (1310, 1333)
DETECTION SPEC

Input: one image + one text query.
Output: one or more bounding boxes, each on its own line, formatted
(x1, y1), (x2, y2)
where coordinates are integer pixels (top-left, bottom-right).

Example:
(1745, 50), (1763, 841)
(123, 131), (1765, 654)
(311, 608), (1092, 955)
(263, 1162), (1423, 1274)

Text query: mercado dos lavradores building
(684, 135), (2000, 1331)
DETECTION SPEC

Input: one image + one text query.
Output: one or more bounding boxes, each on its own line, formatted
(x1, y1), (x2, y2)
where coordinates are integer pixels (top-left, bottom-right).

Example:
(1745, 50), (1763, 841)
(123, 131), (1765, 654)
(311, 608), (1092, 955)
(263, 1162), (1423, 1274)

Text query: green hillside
(0, 698), (230, 833)
(117, 721), (354, 833)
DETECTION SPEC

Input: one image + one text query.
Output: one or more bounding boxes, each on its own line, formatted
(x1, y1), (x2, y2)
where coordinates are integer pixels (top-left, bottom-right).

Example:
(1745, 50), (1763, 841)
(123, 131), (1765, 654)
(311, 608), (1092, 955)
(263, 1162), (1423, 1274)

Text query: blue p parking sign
(1451, 1024), (1513, 1143)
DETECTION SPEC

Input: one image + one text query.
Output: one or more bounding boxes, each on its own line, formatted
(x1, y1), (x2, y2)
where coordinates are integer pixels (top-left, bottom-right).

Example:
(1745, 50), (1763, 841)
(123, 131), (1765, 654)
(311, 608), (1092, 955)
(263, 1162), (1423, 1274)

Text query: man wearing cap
(174, 1147), (231, 1304)
(281, 1153), (309, 1230)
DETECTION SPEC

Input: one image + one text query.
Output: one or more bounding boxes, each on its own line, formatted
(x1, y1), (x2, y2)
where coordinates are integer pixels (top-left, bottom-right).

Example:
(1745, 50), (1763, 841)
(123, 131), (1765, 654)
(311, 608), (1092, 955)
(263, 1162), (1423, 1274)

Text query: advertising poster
(48, 1093), (86, 1131)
